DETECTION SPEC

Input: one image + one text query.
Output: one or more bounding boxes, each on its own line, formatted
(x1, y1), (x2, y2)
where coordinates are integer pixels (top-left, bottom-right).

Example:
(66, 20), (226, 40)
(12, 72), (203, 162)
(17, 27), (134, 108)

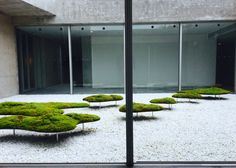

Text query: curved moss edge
(150, 97), (177, 104)
(172, 93), (202, 99)
(66, 113), (100, 123)
(177, 87), (231, 95)
(0, 102), (90, 116)
(194, 87), (231, 95)
(83, 94), (123, 103)
(0, 113), (100, 133)
(119, 103), (163, 113)
(0, 114), (78, 133)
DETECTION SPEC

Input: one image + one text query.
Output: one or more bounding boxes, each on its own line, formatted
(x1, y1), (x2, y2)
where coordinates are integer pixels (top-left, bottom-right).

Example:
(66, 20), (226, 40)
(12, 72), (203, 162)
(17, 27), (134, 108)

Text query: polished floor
(23, 84), (199, 95)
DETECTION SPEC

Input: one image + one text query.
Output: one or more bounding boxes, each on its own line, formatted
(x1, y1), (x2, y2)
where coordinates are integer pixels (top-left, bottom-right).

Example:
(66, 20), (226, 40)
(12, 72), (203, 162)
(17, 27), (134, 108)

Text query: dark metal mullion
(124, 0), (133, 167)
(68, 26), (73, 94)
(178, 23), (183, 91)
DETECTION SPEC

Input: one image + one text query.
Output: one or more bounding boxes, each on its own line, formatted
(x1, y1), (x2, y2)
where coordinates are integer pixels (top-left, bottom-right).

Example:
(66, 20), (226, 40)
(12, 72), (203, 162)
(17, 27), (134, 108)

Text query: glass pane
(71, 25), (124, 94)
(133, 24), (179, 93)
(182, 22), (235, 91)
(16, 26), (70, 94)
(133, 24), (179, 161)
(70, 25), (125, 162)
(134, 22), (236, 162)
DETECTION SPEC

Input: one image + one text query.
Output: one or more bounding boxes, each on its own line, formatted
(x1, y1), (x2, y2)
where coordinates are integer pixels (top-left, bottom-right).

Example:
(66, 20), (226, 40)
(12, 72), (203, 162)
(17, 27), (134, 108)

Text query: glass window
(17, 26), (70, 94)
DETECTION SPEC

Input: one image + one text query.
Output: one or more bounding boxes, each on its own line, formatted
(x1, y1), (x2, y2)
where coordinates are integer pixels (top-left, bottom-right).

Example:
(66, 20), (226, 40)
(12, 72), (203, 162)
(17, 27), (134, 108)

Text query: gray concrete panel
(13, 0), (236, 25)
(0, 14), (18, 98)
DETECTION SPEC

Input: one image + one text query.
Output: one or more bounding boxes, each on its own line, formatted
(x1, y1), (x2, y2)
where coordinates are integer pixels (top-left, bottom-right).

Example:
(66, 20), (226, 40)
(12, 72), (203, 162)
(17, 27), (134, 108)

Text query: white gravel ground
(0, 93), (236, 163)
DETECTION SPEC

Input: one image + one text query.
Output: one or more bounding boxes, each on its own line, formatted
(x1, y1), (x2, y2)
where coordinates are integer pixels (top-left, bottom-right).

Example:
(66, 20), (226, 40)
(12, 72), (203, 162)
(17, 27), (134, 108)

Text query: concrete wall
(0, 14), (18, 98)
(91, 33), (216, 88)
(14, 0), (236, 25)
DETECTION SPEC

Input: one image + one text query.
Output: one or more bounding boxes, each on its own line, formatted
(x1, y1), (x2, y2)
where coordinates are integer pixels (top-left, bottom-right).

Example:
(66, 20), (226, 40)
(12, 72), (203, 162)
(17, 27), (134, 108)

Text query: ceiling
(0, 0), (54, 16)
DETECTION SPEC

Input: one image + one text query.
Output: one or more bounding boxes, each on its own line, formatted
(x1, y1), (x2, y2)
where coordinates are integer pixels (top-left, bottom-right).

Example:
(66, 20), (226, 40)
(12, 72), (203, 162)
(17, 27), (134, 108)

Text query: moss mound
(0, 114), (78, 132)
(83, 94), (123, 102)
(0, 102), (100, 133)
(194, 87), (231, 95)
(172, 92), (202, 99)
(119, 103), (163, 113)
(178, 87), (231, 95)
(150, 97), (177, 104)
(0, 102), (89, 116)
(66, 113), (100, 123)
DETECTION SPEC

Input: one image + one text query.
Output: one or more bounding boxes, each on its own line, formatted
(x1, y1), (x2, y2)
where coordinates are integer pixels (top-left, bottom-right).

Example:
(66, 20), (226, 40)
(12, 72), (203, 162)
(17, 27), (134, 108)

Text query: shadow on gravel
(163, 107), (174, 111)
(177, 97), (228, 103)
(201, 96), (228, 100)
(177, 101), (200, 104)
(89, 104), (119, 109)
(119, 115), (159, 121)
(0, 129), (96, 146)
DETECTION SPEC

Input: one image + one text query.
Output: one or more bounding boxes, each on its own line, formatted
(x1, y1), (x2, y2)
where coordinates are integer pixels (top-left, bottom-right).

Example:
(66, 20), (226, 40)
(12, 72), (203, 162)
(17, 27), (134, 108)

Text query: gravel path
(0, 93), (236, 162)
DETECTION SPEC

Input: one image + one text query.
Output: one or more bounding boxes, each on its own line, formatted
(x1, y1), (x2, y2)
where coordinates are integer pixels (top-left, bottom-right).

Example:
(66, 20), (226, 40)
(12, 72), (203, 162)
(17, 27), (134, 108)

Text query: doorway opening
(216, 32), (236, 91)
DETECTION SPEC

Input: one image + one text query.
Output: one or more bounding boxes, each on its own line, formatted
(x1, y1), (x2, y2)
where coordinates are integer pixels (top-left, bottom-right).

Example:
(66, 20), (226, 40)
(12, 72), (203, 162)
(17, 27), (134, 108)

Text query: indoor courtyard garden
(0, 87), (236, 162)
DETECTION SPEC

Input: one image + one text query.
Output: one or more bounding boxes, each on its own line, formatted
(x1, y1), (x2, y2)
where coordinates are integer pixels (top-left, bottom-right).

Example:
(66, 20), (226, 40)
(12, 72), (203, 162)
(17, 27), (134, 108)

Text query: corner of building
(0, 13), (19, 98)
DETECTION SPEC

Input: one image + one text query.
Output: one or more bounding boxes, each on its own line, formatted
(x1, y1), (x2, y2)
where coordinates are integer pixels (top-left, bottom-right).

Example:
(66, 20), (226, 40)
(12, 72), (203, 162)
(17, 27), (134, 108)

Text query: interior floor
(22, 84), (208, 94)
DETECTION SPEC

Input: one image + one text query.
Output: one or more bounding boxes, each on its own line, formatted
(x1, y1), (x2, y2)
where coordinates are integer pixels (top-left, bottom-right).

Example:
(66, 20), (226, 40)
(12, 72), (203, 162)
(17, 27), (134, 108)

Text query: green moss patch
(0, 102), (100, 133)
(0, 102), (89, 116)
(119, 103), (163, 113)
(194, 87), (231, 95)
(42, 102), (89, 109)
(150, 97), (177, 104)
(83, 94), (123, 102)
(0, 114), (78, 133)
(172, 93), (202, 99)
(178, 87), (231, 95)
(66, 113), (100, 123)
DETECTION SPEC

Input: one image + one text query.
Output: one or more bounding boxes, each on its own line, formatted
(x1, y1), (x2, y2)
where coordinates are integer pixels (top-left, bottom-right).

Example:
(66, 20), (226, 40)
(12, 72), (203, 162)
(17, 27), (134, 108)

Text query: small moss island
(119, 103), (163, 114)
(0, 102), (89, 116)
(178, 87), (231, 95)
(83, 94), (123, 102)
(150, 97), (177, 109)
(0, 102), (100, 134)
(150, 97), (177, 104)
(172, 92), (202, 100)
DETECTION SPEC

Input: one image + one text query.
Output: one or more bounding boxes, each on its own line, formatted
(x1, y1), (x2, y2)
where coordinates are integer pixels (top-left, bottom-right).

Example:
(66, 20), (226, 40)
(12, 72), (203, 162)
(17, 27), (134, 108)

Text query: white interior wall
(91, 36), (124, 88)
(133, 35), (179, 87)
(81, 36), (92, 87)
(91, 34), (216, 88)
(182, 34), (216, 87)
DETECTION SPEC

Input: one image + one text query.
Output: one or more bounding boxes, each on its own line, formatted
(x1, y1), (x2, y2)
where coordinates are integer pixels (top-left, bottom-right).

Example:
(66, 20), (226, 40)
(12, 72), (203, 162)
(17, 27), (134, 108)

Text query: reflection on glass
(134, 22), (236, 162)
(71, 25), (124, 94)
(133, 24), (179, 93)
(16, 26), (69, 94)
(182, 22), (235, 90)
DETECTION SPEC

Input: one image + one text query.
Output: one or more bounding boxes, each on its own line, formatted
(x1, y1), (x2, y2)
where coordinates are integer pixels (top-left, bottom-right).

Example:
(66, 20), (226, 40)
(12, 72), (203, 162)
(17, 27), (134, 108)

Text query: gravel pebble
(0, 93), (235, 162)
